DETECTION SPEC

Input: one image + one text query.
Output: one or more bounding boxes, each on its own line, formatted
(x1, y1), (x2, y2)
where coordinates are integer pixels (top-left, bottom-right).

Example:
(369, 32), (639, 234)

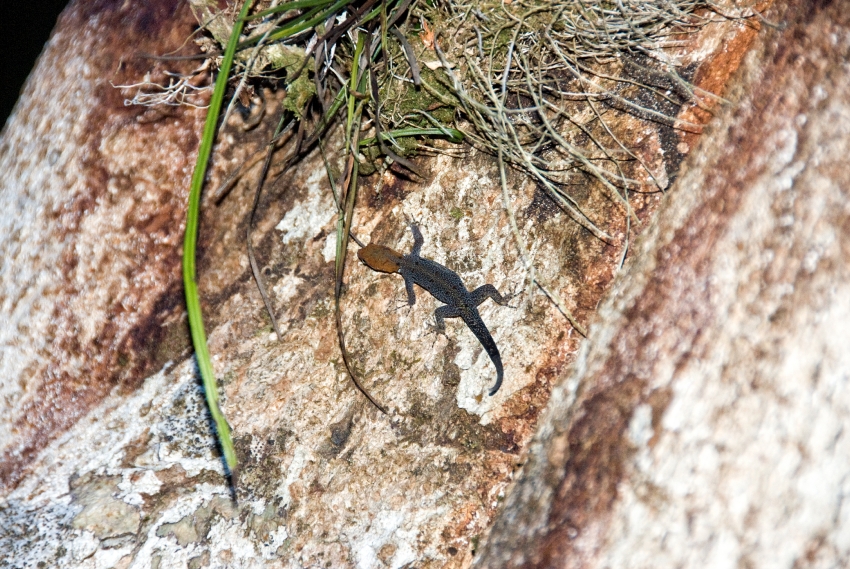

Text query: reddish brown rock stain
(502, 1), (850, 567)
(0, 0), (203, 491)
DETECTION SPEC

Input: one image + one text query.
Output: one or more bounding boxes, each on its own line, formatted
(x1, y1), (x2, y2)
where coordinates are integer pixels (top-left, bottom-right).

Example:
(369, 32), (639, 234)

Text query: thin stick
(246, 114), (303, 340)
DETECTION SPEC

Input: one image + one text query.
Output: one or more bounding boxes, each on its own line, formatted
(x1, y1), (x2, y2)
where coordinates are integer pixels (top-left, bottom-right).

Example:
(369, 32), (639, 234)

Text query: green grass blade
(237, 0), (350, 48)
(183, 0), (254, 476)
(242, 0), (336, 21)
(344, 32), (367, 157)
(358, 127), (465, 147)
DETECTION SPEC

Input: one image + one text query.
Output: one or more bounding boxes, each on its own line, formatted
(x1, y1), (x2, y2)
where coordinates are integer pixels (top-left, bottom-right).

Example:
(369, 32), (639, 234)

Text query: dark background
(1, 0), (70, 128)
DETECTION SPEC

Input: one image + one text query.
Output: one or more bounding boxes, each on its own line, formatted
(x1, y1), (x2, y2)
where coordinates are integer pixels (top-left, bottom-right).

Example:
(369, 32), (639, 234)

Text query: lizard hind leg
(431, 304), (461, 336)
(469, 284), (513, 307)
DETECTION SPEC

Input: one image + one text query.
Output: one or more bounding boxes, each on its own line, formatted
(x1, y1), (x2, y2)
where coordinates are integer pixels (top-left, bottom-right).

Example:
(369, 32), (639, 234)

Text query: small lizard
(358, 222), (510, 396)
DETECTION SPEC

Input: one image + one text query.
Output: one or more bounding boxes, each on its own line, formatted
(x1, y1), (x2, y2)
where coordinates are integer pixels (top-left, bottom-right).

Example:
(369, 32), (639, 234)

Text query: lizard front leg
(403, 273), (417, 306)
(403, 216), (425, 257)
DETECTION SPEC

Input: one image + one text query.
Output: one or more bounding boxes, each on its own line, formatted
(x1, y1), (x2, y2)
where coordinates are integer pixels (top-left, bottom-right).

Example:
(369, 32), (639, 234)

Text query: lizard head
(358, 243), (402, 273)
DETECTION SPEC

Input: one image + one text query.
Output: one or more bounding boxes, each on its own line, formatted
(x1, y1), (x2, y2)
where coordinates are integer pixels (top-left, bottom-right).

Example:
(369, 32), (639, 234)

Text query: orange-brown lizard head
(357, 243), (403, 273)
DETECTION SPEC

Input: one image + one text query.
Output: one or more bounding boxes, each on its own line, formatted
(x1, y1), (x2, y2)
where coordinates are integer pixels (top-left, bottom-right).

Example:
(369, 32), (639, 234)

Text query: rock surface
(2, 0), (837, 568)
(477, 0), (850, 566)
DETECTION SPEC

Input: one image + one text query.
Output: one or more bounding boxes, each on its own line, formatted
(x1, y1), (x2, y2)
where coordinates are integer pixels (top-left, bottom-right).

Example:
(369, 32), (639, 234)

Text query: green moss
(262, 45), (317, 118)
(387, 65), (458, 124)
(282, 68), (316, 118)
(265, 44), (307, 72)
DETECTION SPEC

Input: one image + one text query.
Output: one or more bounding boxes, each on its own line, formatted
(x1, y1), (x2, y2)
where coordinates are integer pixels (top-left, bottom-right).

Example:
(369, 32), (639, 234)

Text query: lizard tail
(488, 357), (504, 396)
(466, 312), (504, 396)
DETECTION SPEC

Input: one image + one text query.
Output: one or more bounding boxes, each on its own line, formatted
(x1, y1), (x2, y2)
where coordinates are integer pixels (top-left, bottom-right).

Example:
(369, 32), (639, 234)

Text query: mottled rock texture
(477, 0), (850, 566)
(2, 0), (836, 568)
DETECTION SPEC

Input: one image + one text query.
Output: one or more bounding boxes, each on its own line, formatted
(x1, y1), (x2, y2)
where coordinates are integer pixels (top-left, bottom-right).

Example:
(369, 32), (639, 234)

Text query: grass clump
(428, 0), (724, 239)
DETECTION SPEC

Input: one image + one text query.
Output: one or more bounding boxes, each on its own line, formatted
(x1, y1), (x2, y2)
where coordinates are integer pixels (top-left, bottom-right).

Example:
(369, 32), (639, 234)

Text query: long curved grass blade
(334, 146), (388, 414)
(183, 0), (254, 476)
(334, 32), (387, 413)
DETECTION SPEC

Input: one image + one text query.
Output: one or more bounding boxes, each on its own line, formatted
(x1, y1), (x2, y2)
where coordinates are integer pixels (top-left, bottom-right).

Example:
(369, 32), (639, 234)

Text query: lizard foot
(424, 318), (447, 337)
(390, 293), (414, 313)
(504, 286), (523, 309)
